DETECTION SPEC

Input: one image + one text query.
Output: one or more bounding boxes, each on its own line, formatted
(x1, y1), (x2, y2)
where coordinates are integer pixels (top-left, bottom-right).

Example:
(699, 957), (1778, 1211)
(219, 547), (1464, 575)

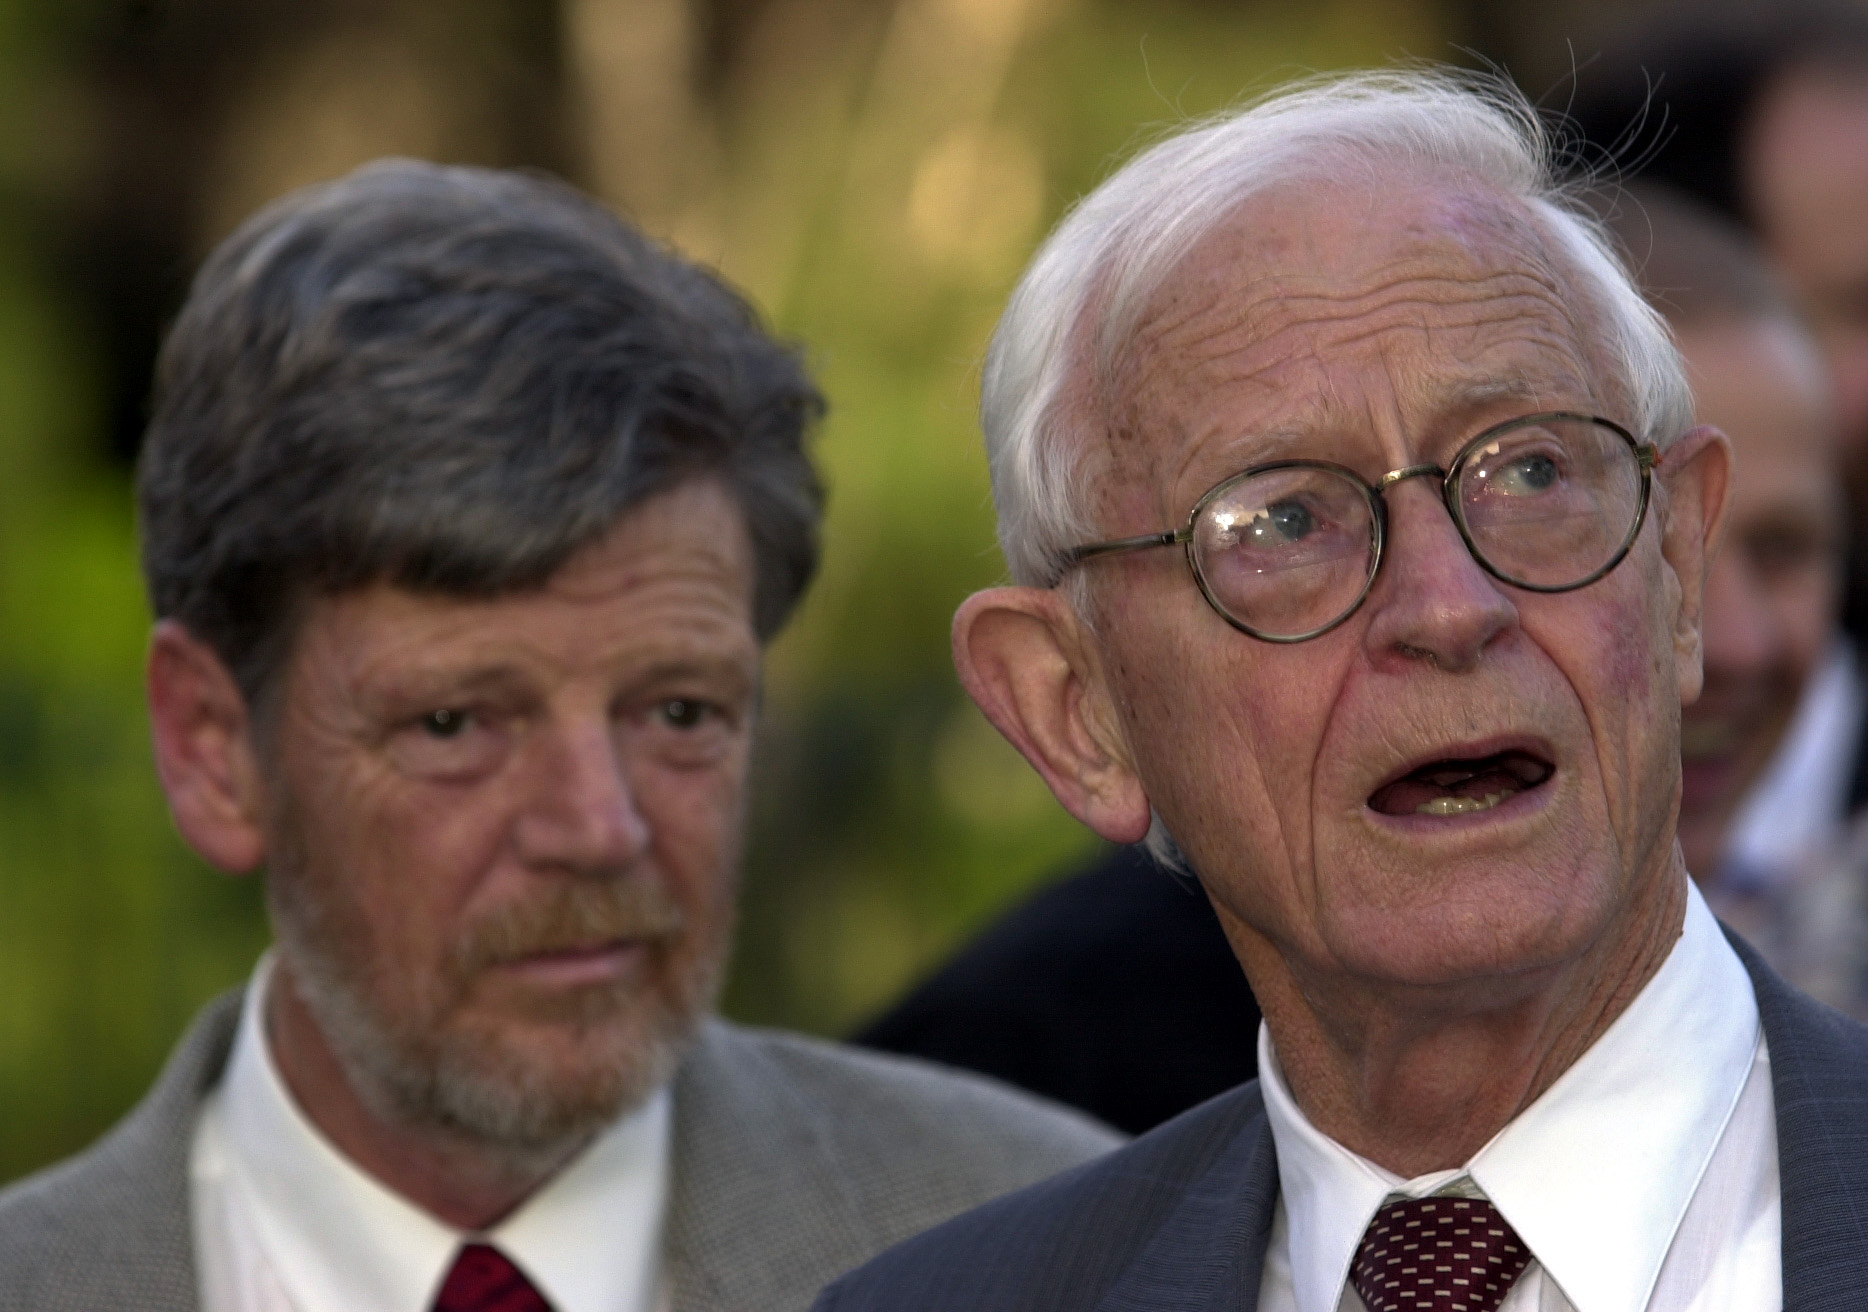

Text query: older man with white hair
(815, 70), (1868, 1312)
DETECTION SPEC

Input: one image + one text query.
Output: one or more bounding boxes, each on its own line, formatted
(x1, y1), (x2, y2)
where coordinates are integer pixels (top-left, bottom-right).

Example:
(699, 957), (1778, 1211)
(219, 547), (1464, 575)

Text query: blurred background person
(1571, 6), (1868, 1008)
(1745, 31), (1868, 479)
(1575, 1), (1868, 697)
(1599, 185), (1849, 898)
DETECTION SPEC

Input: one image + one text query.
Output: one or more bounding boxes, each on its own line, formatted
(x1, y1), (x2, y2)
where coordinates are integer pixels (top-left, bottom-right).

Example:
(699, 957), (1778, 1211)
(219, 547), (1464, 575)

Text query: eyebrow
(1204, 425), (1312, 467)
(388, 647), (756, 694)
(623, 654), (760, 693)
(1437, 377), (1547, 411)
(365, 664), (534, 710)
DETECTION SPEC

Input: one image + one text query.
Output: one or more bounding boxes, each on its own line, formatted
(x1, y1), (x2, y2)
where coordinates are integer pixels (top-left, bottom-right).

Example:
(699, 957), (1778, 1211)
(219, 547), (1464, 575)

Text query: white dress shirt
(1256, 881), (1781, 1312)
(190, 957), (673, 1312)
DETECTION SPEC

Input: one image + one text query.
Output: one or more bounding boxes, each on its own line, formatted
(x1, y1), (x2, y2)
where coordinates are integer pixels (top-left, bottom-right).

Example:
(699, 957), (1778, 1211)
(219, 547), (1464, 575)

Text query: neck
(1233, 861), (1689, 1179)
(263, 961), (586, 1231)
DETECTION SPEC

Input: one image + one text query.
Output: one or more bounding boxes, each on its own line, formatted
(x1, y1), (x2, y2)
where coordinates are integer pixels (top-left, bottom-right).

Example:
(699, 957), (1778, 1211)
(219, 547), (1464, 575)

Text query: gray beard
(267, 855), (728, 1171)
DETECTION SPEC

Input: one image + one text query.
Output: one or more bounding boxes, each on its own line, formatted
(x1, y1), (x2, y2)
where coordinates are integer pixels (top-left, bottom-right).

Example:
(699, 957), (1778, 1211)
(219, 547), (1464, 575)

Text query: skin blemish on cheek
(1607, 610), (1659, 699)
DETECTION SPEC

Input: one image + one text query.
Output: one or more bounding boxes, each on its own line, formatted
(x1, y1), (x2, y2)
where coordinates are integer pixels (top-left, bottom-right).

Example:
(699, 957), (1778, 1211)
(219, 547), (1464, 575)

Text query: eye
(659, 698), (714, 729)
(1492, 451), (1560, 495)
(421, 708), (471, 738)
(389, 704), (506, 782)
(1249, 500), (1318, 545)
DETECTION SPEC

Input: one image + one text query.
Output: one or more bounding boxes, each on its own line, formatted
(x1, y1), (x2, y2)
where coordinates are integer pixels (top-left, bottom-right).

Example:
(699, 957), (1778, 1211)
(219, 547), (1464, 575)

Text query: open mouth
(1367, 749), (1555, 818)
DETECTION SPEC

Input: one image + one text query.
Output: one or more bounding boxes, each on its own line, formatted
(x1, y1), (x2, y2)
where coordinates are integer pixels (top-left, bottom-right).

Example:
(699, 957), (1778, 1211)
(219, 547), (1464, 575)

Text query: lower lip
(1363, 777), (1553, 833)
(494, 941), (648, 988)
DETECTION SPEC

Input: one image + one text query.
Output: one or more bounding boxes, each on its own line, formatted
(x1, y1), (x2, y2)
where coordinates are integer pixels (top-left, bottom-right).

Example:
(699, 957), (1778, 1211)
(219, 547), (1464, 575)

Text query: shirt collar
(1260, 880), (1760, 1312)
(218, 955), (672, 1312)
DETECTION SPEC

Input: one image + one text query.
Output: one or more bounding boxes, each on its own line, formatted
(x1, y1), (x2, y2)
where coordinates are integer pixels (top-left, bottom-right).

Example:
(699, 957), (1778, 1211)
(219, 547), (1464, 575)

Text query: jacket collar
(1090, 1084), (1280, 1312)
(49, 989), (243, 1312)
(1730, 928), (1868, 1312)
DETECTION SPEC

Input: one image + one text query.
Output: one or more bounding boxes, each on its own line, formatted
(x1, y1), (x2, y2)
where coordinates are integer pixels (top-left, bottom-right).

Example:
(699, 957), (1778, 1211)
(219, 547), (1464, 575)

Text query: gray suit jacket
(817, 931), (1868, 1312)
(0, 993), (1119, 1311)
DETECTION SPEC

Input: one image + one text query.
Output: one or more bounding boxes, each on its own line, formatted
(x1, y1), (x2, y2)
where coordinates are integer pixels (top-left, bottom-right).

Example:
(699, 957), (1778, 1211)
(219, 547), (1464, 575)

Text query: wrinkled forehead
(1082, 174), (1621, 487)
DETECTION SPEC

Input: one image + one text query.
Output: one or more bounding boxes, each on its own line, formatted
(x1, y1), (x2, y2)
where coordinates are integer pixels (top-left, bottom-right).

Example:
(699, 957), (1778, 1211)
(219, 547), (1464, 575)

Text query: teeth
(1416, 790), (1515, 817)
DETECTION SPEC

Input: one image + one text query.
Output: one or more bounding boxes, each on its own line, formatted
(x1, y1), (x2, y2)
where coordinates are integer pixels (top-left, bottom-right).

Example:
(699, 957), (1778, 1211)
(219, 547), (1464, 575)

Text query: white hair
(980, 67), (1694, 589)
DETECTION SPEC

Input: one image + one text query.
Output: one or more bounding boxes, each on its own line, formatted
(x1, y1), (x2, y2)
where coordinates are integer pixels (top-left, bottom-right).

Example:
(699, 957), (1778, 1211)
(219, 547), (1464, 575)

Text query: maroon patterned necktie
(1351, 1195), (1533, 1312)
(432, 1243), (554, 1312)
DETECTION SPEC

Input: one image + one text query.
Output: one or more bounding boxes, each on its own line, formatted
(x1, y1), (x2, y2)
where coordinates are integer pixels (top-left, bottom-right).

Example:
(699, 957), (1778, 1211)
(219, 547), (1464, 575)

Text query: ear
(952, 587), (1152, 844)
(1653, 424), (1734, 705)
(146, 620), (271, 873)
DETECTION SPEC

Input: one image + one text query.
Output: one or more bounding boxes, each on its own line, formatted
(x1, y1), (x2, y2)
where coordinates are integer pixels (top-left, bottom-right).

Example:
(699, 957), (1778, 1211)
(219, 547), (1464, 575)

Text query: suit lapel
(1093, 1086), (1280, 1312)
(118, 991), (242, 1312)
(1729, 930), (1868, 1311)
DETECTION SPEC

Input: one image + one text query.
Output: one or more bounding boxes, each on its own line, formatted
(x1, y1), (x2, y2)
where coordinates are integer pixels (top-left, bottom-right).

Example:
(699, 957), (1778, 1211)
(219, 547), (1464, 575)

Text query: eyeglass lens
(1189, 417), (1644, 639)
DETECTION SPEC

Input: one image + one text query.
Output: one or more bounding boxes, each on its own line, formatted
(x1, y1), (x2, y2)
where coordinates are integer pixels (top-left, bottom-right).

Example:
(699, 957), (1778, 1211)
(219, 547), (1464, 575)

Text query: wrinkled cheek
(639, 768), (747, 932)
(1603, 600), (1661, 703)
(374, 824), (484, 993)
(1588, 587), (1680, 842)
(1122, 657), (1299, 884)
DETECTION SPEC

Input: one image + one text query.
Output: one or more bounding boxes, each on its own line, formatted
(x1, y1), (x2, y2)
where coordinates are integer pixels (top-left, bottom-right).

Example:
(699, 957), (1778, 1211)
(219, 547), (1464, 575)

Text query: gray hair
(139, 159), (824, 702)
(980, 68), (1695, 589)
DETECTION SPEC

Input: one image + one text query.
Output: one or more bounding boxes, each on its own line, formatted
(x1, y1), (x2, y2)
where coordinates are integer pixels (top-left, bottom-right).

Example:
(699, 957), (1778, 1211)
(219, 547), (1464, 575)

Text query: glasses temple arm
(1063, 529), (1188, 566)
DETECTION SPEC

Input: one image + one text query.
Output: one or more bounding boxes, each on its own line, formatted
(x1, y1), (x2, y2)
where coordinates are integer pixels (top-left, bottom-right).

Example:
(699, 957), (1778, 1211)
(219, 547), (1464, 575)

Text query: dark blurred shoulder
(857, 845), (1261, 1134)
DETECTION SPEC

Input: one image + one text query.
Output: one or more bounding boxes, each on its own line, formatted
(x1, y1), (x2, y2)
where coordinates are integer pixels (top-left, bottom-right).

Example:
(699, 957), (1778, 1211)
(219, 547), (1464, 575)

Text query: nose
(1700, 553), (1778, 678)
(1362, 478), (1517, 672)
(512, 719), (652, 875)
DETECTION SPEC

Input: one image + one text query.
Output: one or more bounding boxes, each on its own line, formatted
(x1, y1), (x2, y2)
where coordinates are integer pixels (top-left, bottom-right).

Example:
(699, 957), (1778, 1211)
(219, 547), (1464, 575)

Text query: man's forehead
(1097, 175), (1602, 451)
(1129, 176), (1573, 358)
(284, 483), (762, 689)
(1182, 175), (1553, 285)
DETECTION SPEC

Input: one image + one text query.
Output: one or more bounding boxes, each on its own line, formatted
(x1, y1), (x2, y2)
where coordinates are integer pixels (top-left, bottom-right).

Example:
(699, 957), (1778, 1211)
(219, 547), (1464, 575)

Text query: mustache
(450, 878), (689, 975)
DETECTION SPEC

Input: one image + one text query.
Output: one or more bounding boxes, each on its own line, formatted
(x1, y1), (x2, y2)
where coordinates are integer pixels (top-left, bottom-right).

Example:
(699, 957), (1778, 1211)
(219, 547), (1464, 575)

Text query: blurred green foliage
(0, 167), (271, 1177)
(725, 0), (1450, 1033)
(0, 0), (1448, 1182)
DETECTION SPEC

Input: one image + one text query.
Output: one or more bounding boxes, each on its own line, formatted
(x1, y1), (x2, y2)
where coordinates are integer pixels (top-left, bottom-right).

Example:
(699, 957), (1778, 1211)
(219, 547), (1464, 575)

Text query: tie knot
(432, 1242), (555, 1312)
(1351, 1194), (1532, 1312)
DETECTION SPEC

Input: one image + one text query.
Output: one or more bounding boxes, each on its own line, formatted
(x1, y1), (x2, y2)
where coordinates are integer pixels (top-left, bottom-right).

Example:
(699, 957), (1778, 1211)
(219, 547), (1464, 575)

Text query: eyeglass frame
(1059, 410), (1662, 644)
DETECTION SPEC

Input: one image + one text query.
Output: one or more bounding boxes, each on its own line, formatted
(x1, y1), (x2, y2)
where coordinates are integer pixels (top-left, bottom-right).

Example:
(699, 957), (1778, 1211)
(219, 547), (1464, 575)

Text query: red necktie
(432, 1243), (554, 1312)
(1351, 1195), (1533, 1312)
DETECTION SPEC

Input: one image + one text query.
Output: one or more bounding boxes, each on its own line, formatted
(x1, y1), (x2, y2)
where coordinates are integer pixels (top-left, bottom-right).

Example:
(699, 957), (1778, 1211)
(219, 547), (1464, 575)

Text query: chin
(295, 940), (723, 1159)
(420, 996), (703, 1149)
(1316, 859), (1627, 991)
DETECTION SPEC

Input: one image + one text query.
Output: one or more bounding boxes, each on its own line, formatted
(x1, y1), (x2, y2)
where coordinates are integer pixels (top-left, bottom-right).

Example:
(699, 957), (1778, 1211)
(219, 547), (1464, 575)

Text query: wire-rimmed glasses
(1060, 411), (1661, 643)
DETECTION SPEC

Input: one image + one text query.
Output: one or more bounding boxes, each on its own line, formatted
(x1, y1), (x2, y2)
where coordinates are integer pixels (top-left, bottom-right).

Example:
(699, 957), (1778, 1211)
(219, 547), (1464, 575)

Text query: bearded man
(0, 160), (1115, 1312)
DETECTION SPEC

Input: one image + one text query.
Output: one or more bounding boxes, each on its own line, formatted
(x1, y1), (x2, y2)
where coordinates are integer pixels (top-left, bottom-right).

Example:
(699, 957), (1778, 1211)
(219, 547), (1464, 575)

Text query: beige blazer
(0, 993), (1119, 1310)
